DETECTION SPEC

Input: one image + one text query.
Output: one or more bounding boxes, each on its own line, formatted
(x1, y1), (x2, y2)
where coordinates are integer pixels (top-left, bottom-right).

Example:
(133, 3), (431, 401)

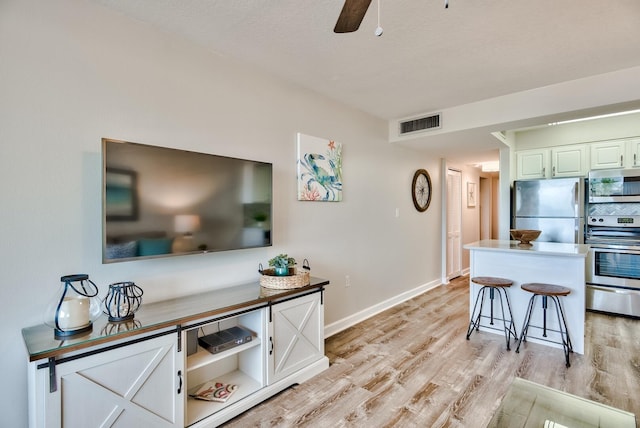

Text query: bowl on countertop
(510, 229), (541, 246)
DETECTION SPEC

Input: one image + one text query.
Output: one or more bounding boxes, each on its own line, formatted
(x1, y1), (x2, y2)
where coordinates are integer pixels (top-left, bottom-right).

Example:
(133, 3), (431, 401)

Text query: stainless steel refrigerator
(512, 177), (584, 244)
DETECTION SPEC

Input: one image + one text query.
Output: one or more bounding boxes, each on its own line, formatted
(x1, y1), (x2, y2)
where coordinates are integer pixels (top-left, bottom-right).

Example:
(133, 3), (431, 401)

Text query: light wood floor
(223, 276), (640, 427)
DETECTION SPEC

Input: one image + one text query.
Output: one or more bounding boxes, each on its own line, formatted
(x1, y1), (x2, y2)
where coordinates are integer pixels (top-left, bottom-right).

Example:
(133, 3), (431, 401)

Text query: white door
(480, 176), (491, 240)
(447, 169), (462, 280)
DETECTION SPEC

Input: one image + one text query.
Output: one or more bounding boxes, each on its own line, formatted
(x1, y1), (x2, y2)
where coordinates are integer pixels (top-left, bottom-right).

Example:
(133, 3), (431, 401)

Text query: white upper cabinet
(517, 138), (640, 179)
(590, 138), (640, 170)
(590, 140), (625, 169)
(626, 138), (640, 168)
(516, 149), (550, 179)
(551, 144), (587, 177)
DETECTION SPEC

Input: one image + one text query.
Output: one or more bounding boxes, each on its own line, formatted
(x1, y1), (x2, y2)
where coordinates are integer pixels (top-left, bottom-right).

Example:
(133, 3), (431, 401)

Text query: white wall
(0, 1), (443, 426)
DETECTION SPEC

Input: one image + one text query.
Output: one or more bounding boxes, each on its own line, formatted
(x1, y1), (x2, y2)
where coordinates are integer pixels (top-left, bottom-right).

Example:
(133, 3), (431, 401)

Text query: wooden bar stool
(515, 282), (573, 367)
(466, 276), (518, 350)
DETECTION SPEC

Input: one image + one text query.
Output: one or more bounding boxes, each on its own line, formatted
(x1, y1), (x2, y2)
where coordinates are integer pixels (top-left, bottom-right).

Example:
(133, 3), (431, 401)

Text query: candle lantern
(103, 281), (143, 322)
(44, 274), (101, 339)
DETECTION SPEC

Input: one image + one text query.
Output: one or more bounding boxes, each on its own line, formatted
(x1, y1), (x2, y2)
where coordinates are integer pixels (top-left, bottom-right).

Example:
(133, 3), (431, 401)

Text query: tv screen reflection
(102, 139), (272, 263)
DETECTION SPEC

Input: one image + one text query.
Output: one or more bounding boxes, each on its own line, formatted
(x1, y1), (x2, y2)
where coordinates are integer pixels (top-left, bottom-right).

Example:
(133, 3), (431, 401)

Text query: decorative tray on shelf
(259, 268), (310, 289)
(259, 260), (311, 289)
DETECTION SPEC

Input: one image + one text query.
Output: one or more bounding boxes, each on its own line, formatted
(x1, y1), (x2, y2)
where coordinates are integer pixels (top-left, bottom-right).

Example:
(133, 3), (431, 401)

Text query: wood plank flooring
(222, 276), (640, 427)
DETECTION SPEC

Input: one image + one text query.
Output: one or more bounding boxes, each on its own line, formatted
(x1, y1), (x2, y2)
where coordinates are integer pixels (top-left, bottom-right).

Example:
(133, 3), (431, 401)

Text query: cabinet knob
(621, 155), (624, 167)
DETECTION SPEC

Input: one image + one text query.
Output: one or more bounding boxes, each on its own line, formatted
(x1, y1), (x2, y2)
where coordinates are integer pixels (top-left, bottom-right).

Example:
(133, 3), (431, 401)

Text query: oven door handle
(588, 285), (640, 295)
(591, 246), (640, 255)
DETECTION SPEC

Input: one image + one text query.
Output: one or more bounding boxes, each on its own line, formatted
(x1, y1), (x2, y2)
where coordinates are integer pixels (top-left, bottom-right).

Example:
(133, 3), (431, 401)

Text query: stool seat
(471, 276), (514, 287)
(521, 283), (571, 296)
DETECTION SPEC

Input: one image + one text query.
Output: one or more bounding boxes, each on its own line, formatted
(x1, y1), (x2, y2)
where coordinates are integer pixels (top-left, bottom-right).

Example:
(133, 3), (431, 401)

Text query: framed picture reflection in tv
(105, 168), (138, 221)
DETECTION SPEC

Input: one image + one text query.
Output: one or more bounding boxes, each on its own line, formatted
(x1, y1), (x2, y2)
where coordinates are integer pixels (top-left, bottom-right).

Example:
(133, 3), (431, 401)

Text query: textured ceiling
(92, 0), (640, 162)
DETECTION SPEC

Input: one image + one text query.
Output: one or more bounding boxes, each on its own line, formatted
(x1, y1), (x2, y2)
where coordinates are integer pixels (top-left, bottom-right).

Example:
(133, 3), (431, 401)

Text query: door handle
(588, 285), (640, 296)
(177, 370), (183, 394)
(269, 337), (274, 355)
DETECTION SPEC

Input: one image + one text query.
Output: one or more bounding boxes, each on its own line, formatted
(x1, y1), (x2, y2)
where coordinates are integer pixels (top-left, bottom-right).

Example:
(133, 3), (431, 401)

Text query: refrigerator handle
(574, 182), (579, 217)
(576, 217), (585, 244)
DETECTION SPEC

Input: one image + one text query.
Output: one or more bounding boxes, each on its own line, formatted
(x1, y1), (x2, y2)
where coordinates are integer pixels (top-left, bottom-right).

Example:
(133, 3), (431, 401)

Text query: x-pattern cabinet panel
(268, 292), (324, 384)
(33, 333), (183, 427)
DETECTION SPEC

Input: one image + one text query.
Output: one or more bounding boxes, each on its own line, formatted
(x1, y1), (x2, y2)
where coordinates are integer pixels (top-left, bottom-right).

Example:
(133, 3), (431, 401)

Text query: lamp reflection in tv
(173, 214), (201, 253)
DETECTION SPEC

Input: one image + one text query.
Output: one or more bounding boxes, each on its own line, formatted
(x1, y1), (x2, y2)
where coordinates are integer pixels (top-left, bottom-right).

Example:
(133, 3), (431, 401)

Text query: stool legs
(515, 293), (573, 367)
(551, 295), (573, 366)
(466, 286), (518, 351)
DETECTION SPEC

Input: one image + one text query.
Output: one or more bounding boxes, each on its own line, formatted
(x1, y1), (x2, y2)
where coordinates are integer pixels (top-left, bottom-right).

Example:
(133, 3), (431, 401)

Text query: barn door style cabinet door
(29, 333), (183, 427)
(268, 291), (325, 384)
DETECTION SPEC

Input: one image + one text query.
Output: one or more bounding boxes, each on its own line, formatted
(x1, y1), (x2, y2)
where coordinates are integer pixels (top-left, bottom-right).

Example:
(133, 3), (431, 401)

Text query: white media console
(22, 278), (330, 427)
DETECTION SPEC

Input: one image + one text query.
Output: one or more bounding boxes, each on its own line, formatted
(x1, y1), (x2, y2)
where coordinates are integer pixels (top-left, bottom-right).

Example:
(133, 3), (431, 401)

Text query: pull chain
(375, 0), (383, 36)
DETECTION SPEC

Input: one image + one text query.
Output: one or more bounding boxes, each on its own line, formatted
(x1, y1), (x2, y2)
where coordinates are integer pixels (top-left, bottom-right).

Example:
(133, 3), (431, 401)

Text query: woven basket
(260, 268), (310, 289)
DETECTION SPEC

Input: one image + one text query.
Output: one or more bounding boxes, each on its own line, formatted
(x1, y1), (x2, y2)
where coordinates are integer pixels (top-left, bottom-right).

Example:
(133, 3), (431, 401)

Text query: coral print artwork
(297, 133), (343, 202)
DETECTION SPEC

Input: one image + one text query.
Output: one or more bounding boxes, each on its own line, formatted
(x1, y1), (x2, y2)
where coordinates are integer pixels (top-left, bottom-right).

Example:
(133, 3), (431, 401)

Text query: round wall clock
(412, 169), (432, 212)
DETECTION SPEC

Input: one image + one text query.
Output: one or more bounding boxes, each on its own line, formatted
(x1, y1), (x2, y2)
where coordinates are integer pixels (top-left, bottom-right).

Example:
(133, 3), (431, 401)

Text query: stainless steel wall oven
(586, 169), (640, 317)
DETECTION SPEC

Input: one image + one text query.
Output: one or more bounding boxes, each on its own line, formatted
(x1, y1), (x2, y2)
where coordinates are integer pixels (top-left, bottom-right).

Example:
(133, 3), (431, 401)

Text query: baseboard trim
(324, 279), (442, 338)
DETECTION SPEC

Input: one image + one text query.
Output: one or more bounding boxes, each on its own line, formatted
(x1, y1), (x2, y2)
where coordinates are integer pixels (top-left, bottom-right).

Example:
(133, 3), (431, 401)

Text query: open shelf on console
(186, 369), (262, 427)
(187, 336), (260, 372)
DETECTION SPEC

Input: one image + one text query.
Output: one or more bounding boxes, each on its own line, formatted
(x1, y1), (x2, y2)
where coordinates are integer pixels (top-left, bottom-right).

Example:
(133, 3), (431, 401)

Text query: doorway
(479, 174), (499, 240)
(446, 168), (462, 280)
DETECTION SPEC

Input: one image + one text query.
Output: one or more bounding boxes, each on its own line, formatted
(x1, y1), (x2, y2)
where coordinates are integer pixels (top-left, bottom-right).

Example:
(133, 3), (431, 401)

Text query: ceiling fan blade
(334, 0), (372, 33)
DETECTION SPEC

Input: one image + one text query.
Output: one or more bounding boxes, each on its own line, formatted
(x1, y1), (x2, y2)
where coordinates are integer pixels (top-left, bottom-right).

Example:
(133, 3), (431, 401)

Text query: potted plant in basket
(268, 254), (296, 276)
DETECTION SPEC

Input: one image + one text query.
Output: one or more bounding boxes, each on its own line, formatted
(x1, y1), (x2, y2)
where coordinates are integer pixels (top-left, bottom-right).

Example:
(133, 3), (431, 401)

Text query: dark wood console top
(22, 277), (329, 362)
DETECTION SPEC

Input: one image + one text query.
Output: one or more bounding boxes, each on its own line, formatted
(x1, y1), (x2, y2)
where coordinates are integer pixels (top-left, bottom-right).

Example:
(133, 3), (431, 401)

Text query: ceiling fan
(333, 0), (450, 34)
(333, 0), (372, 33)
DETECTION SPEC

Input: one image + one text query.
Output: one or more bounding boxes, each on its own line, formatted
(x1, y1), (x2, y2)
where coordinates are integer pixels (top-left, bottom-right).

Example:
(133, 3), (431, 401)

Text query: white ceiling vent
(399, 113), (441, 135)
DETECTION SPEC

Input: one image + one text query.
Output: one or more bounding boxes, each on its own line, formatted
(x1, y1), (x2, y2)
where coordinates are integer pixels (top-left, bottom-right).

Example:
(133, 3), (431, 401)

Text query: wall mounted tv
(102, 138), (272, 263)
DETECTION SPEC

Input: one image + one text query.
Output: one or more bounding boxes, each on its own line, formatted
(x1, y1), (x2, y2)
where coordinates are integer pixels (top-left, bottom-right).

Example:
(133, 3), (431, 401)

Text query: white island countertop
(464, 239), (589, 355)
(464, 240), (589, 258)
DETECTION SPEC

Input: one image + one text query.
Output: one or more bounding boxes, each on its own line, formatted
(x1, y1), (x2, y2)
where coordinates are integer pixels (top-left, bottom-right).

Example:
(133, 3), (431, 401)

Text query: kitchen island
(464, 240), (590, 354)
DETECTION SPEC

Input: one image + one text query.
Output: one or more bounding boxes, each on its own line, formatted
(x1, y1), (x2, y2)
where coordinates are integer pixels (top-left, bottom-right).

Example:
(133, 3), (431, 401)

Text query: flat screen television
(102, 138), (272, 263)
